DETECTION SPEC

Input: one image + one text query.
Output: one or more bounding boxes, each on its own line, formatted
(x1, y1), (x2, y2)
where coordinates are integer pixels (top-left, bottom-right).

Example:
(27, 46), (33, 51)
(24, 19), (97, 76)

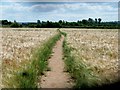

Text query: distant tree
(65, 21), (70, 26)
(27, 23), (36, 28)
(88, 18), (94, 25)
(46, 21), (53, 27)
(39, 21), (45, 27)
(53, 22), (60, 27)
(36, 24), (41, 28)
(82, 19), (88, 25)
(69, 22), (75, 26)
(77, 20), (81, 23)
(1, 18), (119, 29)
(10, 20), (22, 28)
(77, 20), (82, 26)
(95, 18), (97, 23)
(59, 20), (62, 24)
(10, 23), (21, 27)
(8, 21), (12, 25)
(88, 18), (94, 23)
(14, 20), (17, 23)
(98, 18), (102, 24)
(62, 20), (65, 25)
(37, 20), (40, 24)
(1, 20), (8, 25)
(58, 20), (63, 27)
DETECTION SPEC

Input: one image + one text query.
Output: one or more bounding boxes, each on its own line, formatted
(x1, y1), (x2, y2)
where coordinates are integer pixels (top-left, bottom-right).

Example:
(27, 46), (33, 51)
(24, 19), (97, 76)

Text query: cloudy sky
(0, 1), (119, 22)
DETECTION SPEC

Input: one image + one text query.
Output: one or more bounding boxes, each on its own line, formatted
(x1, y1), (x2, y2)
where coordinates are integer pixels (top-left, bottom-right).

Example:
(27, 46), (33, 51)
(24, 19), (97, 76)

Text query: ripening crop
(1, 28), (57, 88)
(63, 28), (118, 84)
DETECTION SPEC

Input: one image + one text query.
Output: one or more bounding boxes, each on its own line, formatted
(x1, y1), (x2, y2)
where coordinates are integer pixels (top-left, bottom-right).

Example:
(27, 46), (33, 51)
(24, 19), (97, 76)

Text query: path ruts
(39, 36), (74, 88)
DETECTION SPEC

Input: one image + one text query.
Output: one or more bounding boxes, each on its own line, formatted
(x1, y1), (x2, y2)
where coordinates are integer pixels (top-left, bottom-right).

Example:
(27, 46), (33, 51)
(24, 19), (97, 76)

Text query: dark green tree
(1, 20), (8, 25)
(95, 18), (97, 23)
(37, 20), (40, 24)
(98, 18), (102, 24)
(59, 20), (62, 24)
(88, 18), (94, 23)
(10, 20), (22, 28)
(10, 23), (21, 27)
(82, 19), (88, 25)
(88, 18), (94, 26)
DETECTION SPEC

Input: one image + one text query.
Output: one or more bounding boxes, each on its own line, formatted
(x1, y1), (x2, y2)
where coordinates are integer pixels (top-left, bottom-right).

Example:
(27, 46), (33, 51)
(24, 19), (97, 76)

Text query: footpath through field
(39, 35), (74, 88)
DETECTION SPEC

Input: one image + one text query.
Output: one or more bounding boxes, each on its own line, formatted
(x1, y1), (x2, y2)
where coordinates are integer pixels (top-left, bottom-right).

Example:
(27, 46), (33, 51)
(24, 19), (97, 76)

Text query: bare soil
(39, 36), (74, 88)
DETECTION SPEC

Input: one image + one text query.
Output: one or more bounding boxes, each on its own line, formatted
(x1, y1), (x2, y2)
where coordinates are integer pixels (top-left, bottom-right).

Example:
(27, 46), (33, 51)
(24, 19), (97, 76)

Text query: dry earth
(39, 36), (74, 88)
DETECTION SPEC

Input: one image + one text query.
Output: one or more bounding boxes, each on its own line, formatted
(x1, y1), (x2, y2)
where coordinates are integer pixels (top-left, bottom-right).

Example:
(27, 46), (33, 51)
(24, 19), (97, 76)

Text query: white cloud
(1, 3), (29, 13)
(0, 2), (118, 22)
(29, 3), (117, 14)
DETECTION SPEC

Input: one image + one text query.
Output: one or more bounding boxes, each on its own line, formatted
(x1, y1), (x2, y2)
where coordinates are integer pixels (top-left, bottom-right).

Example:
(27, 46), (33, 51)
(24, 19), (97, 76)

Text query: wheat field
(1, 28), (57, 88)
(62, 28), (118, 84)
(1, 28), (119, 88)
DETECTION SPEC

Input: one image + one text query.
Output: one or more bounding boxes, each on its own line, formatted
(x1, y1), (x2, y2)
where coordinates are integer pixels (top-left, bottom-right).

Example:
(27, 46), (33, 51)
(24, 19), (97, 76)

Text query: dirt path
(39, 36), (74, 88)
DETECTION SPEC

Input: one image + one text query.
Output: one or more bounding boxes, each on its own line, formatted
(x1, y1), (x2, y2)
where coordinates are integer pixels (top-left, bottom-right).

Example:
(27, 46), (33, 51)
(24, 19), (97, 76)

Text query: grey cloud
(1, 0), (120, 2)
(30, 4), (58, 12)
(30, 4), (77, 13)
(30, 3), (117, 13)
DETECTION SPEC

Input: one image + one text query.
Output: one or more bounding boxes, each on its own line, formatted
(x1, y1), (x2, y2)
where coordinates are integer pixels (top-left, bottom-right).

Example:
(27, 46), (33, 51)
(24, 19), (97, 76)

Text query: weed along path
(39, 35), (74, 88)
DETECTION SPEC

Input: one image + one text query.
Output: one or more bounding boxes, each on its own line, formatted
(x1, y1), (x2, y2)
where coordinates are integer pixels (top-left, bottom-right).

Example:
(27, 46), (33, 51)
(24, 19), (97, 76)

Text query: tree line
(0, 18), (119, 29)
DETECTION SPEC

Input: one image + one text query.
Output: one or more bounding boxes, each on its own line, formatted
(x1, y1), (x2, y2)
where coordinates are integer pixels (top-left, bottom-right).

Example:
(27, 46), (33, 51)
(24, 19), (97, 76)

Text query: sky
(0, 1), (119, 22)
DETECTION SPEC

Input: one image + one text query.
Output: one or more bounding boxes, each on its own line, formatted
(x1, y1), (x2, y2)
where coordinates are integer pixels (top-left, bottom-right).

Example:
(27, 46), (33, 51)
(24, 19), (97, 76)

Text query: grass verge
(61, 31), (99, 89)
(15, 30), (61, 88)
